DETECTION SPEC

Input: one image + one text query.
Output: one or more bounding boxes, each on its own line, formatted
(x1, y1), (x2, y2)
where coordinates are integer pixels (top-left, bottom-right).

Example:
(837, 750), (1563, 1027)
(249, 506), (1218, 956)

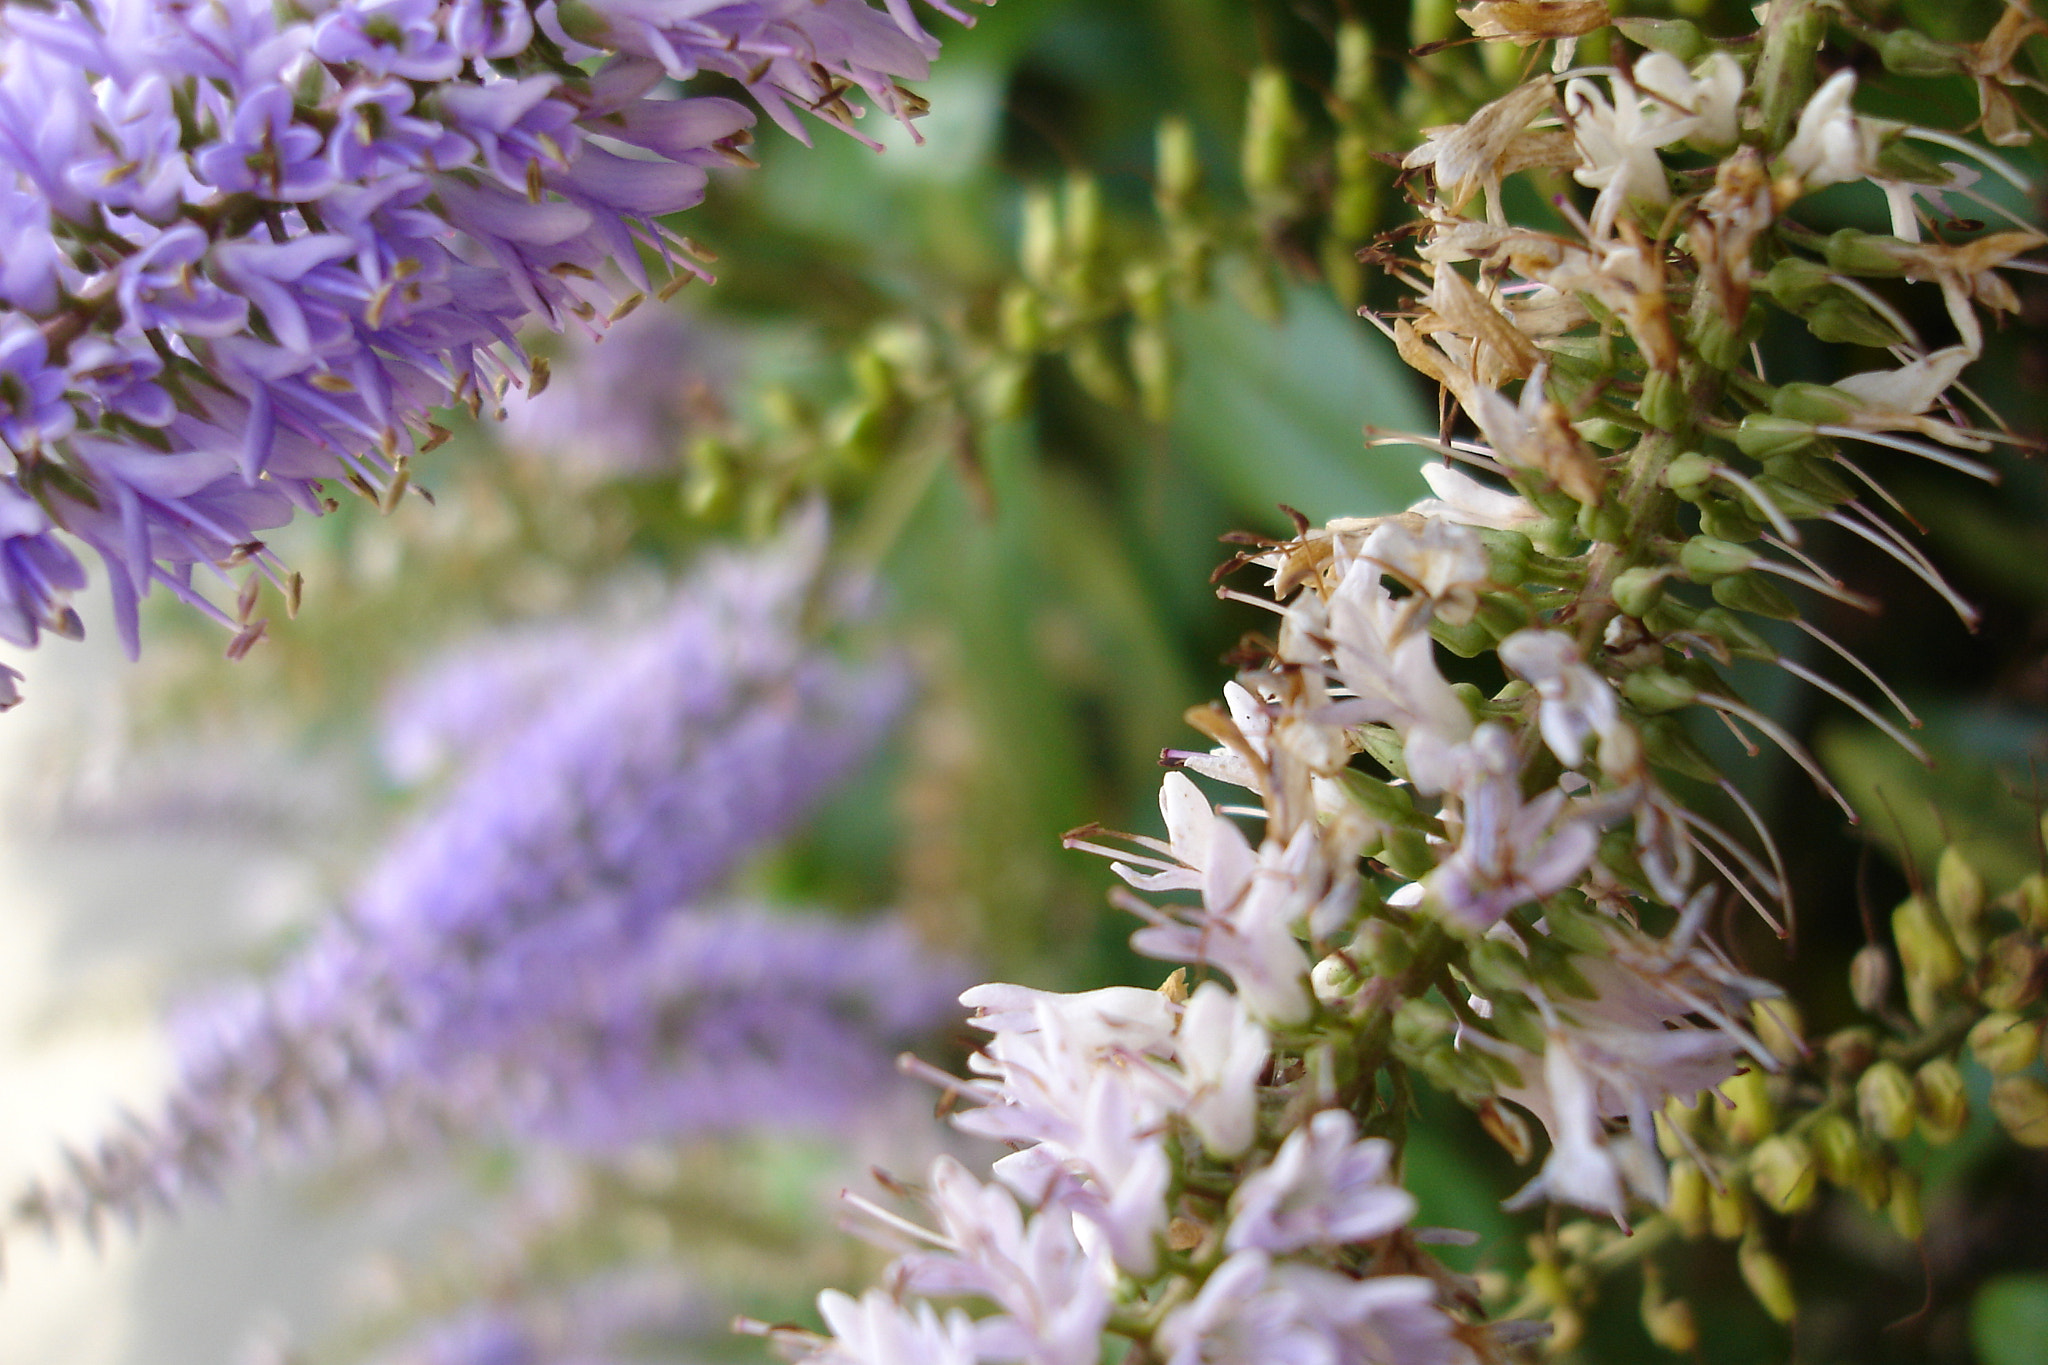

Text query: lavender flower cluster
(14, 523), (955, 1241)
(0, 0), (974, 663)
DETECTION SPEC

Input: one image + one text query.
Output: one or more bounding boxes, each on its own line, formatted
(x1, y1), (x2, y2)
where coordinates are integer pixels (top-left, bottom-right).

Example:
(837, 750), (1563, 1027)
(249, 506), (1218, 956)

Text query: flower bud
(1850, 944), (1894, 1014)
(2009, 872), (2048, 933)
(1128, 322), (1173, 423)
(1751, 1000), (1806, 1066)
(999, 283), (1047, 352)
(1810, 1112), (1863, 1184)
(1019, 187), (1061, 288)
(1738, 1233), (1797, 1323)
(1615, 16), (1703, 59)
(1893, 893), (1966, 995)
(1770, 381), (1861, 427)
(1611, 566), (1669, 619)
(1667, 1160), (1711, 1238)
(1709, 1179), (1749, 1240)
(1624, 668), (1700, 714)
(1663, 451), (1717, 497)
(1711, 572), (1800, 620)
(1679, 536), (1755, 583)
(1823, 228), (1909, 278)
(1916, 1058), (1969, 1145)
(1762, 256), (1835, 311)
(1241, 68), (1304, 213)
(1734, 413), (1820, 460)
(1805, 295), (1904, 347)
(1971, 1012), (2044, 1077)
(1641, 1278), (1700, 1353)
(1638, 368), (1689, 431)
(1982, 933), (2046, 1013)
(1717, 1068), (1776, 1145)
(1936, 846), (1987, 952)
(1575, 417), (1636, 449)
(1880, 28), (1965, 77)
(1991, 1076), (2048, 1148)
(1155, 117), (1202, 214)
(1750, 1134), (1819, 1214)
(1888, 1167), (1925, 1241)
(1858, 1060), (1918, 1142)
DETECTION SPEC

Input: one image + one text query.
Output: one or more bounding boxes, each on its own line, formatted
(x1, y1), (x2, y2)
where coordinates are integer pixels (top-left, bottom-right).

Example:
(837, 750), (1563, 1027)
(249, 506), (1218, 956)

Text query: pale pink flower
(1226, 1109), (1416, 1253)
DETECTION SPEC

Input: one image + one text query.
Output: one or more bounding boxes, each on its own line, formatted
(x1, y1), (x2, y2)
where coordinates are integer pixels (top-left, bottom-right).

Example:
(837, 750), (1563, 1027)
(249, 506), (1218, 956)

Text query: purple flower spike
(11, 526), (960, 1241)
(0, 0), (982, 670)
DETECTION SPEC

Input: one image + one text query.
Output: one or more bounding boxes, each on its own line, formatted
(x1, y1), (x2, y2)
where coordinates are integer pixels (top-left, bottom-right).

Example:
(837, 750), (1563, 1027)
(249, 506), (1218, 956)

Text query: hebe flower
(0, 0), (979, 667)
(11, 523), (954, 1240)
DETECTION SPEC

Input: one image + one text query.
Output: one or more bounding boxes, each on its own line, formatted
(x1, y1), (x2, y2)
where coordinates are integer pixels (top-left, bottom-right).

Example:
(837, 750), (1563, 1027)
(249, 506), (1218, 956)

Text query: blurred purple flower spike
(11, 517), (959, 1242)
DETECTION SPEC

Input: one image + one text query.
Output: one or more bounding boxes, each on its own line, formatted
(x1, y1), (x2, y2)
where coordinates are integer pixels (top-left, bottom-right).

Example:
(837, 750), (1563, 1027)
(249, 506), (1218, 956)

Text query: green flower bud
(978, 357), (1033, 422)
(1639, 369), (1690, 432)
(1983, 933), (2046, 1013)
(1881, 27), (1965, 77)
(1991, 1076), (2048, 1148)
(1062, 173), (1104, 263)
(1019, 187), (1061, 288)
(1712, 572), (1800, 620)
(998, 283), (1046, 352)
(1432, 614), (1496, 659)
(1763, 255), (1836, 310)
(1709, 1179), (1750, 1240)
(1810, 1112), (1862, 1184)
(1691, 606), (1774, 659)
(1697, 499), (1763, 543)
(1381, 825), (1434, 880)
(1894, 893), (1967, 994)
(1576, 417), (1637, 449)
(1771, 381), (1861, 427)
(1738, 1233), (1797, 1323)
(1824, 228), (1909, 278)
(1667, 1160), (1711, 1237)
(1128, 322), (1173, 423)
(1750, 1134), (1819, 1214)
(1613, 566), (1670, 619)
(1857, 1059), (1918, 1142)
(1717, 1068), (1776, 1145)
(1937, 846), (1987, 946)
(1352, 916), (1418, 976)
(554, 0), (610, 44)
(1663, 451), (1717, 497)
(1066, 329), (1132, 407)
(2014, 868), (2048, 933)
(1751, 1000), (1806, 1066)
(1477, 528), (1535, 585)
(1571, 494), (1621, 542)
(1616, 16), (1704, 59)
(1734, 414), (1821, 460)
(1850, 944), (1894, 1014)
(1409, 0), (1459, 46)
(1393, 997), (1456, 1052)
(1624, 668), (1700, 714)
(1916, 1058), (1969, 1145)
(1969, 1011), (2043, 1076)
(1691, 304), (1749, 369)
(1642, 1279), (1701, 1353)
(1805, 295), (1906, 348)
(1679, 536), (1755, 583)
(1241, 68), (1304, 211)
(1330, 130), (1381, 243)
(1155, 116), (1202, 213)
(1888, 1167), (1926, 1241)
(1333, 20), (1375, 108)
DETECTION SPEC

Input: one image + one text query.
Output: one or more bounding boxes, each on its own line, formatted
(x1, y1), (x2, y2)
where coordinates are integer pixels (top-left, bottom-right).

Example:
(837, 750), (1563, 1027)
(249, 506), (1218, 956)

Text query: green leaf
(1168, 284), (1433, 529)
(1973, 1274), (2048, 1365)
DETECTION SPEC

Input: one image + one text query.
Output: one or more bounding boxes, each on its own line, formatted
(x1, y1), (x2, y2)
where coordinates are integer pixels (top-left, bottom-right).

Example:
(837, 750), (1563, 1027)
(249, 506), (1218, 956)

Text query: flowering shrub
(5, 1), (2048, 1363)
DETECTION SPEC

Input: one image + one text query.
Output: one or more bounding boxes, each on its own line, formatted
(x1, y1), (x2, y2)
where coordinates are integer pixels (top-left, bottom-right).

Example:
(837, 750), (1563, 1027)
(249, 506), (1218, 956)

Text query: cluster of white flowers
(777, 1), (2048, 1355)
